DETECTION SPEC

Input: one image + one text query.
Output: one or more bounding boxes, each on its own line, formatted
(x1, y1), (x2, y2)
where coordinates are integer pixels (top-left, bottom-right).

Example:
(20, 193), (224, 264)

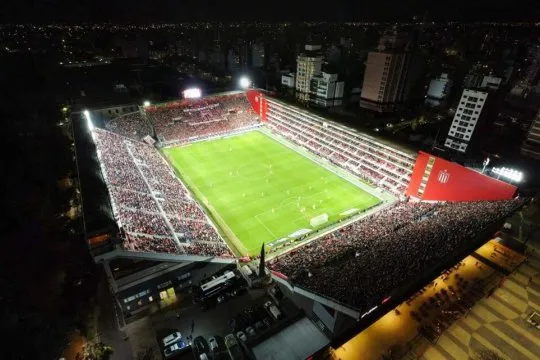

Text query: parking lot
(151, 277), (296, 359)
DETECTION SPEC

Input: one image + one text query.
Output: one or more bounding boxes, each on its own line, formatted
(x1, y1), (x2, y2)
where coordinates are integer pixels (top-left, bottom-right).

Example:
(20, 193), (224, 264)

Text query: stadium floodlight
(143, 100), (151, 107)
(239, 76), (251, 89)
(491, 167), (523, 183)
(183, 88), (202, 99)
(83, 109), (94, 131)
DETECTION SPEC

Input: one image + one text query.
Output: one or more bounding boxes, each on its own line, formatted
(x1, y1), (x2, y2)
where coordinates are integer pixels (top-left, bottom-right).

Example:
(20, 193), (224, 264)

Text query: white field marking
(254, 214), (278, 239)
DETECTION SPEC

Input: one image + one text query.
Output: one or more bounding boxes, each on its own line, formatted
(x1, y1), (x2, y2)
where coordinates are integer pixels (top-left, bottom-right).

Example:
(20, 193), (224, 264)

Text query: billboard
(406, 151), (517, 201)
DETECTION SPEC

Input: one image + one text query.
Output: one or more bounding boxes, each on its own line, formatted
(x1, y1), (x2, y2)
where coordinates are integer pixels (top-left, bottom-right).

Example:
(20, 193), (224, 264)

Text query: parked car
(225, 334), (244, 360)
(236, 331), (247, 342)
(164, 340), (186, 358)
(162, 332), (182, 347)
(245, 326), (256, 337)
(208, 336), (219, 352)
(254, 321), (264, 331)
(264, 300), (283, 320)
(225, 334), (237, 348)
(194, 336), (210, 355)
(262, 317), (272, 328)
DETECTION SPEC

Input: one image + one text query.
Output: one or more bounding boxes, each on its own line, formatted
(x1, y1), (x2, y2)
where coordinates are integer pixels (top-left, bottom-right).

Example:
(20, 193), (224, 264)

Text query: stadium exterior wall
(406, 151), (517, 201)
(246, 89), (268, 121)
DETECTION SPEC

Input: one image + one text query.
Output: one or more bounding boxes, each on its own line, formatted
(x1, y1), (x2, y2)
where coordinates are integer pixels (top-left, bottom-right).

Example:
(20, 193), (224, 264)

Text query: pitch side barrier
(265, 201), (395, 260)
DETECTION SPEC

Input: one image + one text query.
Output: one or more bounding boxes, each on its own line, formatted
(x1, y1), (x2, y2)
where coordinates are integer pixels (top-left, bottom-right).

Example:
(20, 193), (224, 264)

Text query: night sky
(2, 0), (539, 23)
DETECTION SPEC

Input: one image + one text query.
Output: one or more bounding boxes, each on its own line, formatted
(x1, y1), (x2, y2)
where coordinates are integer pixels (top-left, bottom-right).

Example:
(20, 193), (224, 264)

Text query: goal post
(310, 213), (329, 227)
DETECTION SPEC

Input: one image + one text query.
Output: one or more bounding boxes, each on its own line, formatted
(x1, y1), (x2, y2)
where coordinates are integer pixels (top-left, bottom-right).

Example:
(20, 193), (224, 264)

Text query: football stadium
(74, 89), (526, 340)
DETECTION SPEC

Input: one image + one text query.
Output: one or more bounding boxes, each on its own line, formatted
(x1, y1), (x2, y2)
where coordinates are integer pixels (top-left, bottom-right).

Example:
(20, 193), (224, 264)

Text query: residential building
(360, 30), (410, 112)
(310, 72), (344, 108)
(521, 109), (540, 159)
(227, 48), (241, 73)
(295, 45), (324, 102)
(251, 42), (266, 68)
(444, 89), (489, 153)
(425, 73), (453, 107)
(281, 73), (295, 88)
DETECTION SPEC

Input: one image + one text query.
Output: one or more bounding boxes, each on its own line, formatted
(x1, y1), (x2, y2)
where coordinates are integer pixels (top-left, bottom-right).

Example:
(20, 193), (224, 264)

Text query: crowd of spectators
(92, 128), (233, 257)
(266, 108), (415, 195)
(145, 93), (260, 144)
(269, 199), (524, 312)
(105, 111), (152, 141)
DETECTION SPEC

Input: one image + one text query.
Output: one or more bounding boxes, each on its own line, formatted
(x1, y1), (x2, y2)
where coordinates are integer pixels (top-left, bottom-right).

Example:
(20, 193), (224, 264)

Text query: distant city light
(143, 100), (151, 107)
(239, 76), (251, 89)
(491, 167), (523, 183)
(183, 88), (202, 99)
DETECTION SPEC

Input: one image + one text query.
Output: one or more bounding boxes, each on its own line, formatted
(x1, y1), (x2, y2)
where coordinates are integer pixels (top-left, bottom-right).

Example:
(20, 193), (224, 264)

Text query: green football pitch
(163, 131), (381, 256)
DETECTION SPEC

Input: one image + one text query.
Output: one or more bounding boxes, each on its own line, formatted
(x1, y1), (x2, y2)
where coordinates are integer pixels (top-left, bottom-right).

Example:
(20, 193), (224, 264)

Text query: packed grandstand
(80, 90), (524, 314)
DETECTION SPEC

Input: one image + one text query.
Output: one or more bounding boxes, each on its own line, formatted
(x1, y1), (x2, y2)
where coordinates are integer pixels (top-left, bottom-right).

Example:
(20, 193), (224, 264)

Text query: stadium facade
(72, 89), (523, 343)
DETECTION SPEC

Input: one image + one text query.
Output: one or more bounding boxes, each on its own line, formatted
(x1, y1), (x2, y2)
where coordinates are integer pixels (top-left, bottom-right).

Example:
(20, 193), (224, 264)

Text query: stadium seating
(145, 93), (260, 144)
(265, 100), (416, 195)
(269, 198), (524, 312)
(105, 111), (153, 141)
(92, 128), (232, 257)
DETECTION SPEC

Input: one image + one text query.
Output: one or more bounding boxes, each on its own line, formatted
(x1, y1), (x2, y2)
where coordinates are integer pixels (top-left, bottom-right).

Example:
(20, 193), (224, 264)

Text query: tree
(82, 342), (114, 360)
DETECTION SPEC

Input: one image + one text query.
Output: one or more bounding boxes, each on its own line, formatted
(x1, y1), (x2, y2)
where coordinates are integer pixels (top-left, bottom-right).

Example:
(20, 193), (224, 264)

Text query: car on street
(162, 332), (182, 347)
(208, 336), (219, 352)
(236, 331), (247, 342)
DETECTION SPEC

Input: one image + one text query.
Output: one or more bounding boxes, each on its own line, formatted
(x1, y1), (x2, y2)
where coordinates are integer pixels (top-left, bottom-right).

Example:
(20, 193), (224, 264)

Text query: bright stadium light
(83, 110), (94, 131)
(143, 100), (151, 107)
(183, 88), (202, 99)
(491, 167), (523, 183)
(239, 76), (251, 89)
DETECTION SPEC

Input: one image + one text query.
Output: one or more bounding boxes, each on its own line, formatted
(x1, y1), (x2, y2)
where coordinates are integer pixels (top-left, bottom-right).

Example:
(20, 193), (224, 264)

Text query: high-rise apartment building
(227, 48), (241, 73)
(444, 89), (488, 153)
(360, 30), (410, 112)
(251, 42), (265, 68)
(295, 45), (324, 102)
(521, 109), (540, 159)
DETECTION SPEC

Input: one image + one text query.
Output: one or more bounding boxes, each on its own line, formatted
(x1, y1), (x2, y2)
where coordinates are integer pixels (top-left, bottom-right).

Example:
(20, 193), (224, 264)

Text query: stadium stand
(92, 128), (232, 257)
(145, 93), (260, 144)
(269, 198), (524, 312)
(265, 100), (415, 195)
(104, 111), (153, 141)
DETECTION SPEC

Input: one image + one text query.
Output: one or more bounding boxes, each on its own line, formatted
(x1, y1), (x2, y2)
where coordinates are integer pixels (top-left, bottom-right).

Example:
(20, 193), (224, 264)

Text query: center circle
(237, 163), (272, 180)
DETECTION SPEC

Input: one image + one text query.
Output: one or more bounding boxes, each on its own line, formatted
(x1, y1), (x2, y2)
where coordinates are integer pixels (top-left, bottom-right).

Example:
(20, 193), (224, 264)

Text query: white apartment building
(444, 89), (488, 153)
(281, 73), (295, 88)
(295, 45), (323, 101)
(310, 72), (344, 108)
(521, 109), (540, 159)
